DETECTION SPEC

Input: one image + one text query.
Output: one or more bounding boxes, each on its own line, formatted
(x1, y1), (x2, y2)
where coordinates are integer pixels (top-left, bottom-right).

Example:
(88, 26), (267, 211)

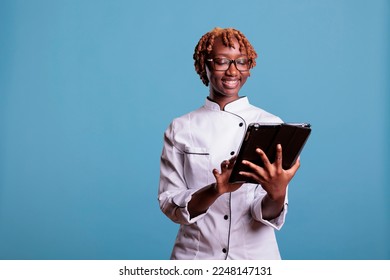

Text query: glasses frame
(206, 57), (252, 72)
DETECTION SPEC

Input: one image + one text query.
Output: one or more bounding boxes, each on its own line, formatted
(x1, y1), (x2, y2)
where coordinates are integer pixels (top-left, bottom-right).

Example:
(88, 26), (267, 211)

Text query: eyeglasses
(206, 57), (251, 72)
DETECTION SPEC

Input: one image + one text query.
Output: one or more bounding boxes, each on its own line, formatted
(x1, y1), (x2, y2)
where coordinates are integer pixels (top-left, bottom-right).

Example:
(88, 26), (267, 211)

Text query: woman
(158, 27), (300, 259)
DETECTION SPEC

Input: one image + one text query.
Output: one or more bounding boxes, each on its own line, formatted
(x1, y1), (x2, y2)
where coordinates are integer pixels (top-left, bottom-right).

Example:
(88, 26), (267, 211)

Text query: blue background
(0, 0), (389, 260)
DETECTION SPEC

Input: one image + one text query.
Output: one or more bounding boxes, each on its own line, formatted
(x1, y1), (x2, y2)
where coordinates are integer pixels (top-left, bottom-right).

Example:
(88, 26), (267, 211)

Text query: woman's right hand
(188, 157), (243, 219)
(212, 157), (243, 195)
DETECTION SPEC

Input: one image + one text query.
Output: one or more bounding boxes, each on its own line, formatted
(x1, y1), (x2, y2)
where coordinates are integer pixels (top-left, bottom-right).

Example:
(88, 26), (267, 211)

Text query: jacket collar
(204, 96), (250, 113)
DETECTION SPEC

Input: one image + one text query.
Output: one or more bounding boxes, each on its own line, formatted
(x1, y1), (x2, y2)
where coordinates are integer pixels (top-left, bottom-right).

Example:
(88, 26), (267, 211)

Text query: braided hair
(193, 27), (258, 86)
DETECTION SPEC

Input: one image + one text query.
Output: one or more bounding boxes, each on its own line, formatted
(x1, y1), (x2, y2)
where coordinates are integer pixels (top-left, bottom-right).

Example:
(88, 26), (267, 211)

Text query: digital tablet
(229, 123), (312, 183)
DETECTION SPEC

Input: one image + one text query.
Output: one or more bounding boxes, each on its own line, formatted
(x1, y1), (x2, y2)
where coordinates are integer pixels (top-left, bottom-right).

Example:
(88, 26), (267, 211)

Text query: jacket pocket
(184, 146), (209, 155)
(183, 146), (211, 189)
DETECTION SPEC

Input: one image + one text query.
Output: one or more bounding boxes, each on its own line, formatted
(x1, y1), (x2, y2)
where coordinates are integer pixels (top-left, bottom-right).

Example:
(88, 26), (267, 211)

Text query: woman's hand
(212, 157), (243, 195)
(238, 144), (300, 220)
(188, 157), (243, 219)
(239, 144), (300, 202)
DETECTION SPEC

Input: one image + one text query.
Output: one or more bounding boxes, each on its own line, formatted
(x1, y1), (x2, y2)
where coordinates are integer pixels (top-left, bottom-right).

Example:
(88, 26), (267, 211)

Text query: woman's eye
(214, 59), (229, 65)
(236, 59), (248, 65)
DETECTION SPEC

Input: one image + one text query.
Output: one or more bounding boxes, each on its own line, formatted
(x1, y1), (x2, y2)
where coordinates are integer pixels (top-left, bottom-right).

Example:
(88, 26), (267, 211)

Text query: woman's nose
(226, 61), (239, 75)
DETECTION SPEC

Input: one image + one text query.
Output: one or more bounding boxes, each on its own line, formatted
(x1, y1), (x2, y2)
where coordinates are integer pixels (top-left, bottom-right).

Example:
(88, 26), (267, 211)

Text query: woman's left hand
(238, 144), (300, 201)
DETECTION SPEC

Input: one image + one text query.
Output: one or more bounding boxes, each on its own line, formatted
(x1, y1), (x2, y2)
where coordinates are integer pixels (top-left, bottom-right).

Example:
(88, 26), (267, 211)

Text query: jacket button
(224, 215), (228, 220)
(239, 122), (243, 127)
(222, 248), (227, 253)
(230, 151), (235, 156)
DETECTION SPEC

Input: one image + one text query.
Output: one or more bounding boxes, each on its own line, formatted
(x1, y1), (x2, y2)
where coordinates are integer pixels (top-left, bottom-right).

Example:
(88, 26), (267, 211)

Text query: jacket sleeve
(250, 184), (289, 230)
(158, 122), (208, 225)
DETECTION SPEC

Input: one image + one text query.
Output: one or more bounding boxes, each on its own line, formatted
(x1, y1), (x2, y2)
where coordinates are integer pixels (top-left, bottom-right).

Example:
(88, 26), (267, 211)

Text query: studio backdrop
(0, 0), (389, 259)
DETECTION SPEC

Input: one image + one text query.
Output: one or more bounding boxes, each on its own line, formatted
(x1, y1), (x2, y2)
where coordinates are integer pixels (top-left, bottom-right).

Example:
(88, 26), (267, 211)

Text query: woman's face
(206, 36), (251, 105)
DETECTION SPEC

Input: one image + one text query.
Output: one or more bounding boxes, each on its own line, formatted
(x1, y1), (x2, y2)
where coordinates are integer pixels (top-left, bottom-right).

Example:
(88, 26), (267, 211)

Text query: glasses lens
(235, 58), (250, 71)
(213, 58), (230, 71)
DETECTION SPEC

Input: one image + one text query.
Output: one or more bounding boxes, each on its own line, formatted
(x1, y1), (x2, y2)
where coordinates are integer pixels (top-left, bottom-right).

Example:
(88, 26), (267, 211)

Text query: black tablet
(229, 123), (311, 183)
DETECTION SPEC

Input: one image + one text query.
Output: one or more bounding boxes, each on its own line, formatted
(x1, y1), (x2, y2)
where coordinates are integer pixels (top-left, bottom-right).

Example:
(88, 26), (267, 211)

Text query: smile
(222, 79), (240, 88)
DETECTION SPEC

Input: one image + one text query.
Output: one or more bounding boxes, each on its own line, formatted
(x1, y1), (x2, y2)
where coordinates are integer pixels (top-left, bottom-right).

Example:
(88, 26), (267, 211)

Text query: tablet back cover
(229, 123), (311, 183)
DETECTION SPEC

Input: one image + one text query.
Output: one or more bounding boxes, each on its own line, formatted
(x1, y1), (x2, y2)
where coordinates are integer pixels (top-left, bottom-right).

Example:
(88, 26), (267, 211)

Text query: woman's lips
(222, 79), (240, 88)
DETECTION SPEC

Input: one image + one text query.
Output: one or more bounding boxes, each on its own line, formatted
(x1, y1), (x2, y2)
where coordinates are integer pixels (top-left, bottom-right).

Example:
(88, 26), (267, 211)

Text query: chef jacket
(158, 97), (288, 259)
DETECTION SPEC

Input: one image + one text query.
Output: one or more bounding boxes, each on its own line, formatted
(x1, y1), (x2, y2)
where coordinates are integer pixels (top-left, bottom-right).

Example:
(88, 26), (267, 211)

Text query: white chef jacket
(158, 97), (288, 260)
